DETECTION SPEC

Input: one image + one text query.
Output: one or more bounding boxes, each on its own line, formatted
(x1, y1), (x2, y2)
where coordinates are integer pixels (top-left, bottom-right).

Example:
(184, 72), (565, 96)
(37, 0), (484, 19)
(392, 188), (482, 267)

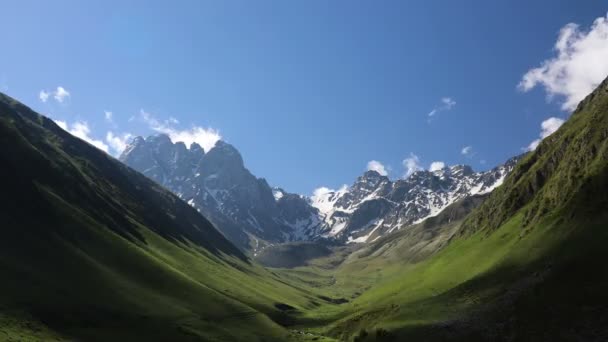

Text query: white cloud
(39, 90), (50, 103)
(429, 161), (446, 172)
(55, 120), (109, 153)
(139, 109), (221, 152)
(428, 96), (456, 118)
(312, 186), (333, 198)
(106, 132), (133, 156)
(441, 97), (456, 109)
(519, 13), (608, 111)
(461, 145), (473, 156)
(39, 86), (71, 103)
(403, 153), (422, 178)
(54, 120), (67, 130)
(311, 184), (348, 199)
(526, 117), (565, 151)
(366, 160), (388, 176)
(168, 127), (222, 153)
(54, 86), (70, 103)
(104, 111), (113, 122)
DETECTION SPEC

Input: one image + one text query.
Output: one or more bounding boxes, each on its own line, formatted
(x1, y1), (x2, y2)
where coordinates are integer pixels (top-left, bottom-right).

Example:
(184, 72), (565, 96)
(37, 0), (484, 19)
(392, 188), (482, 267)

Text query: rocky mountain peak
(449, 164), (475, 177)
(145, 133), (172, 145)
(202, 140), (245, 170)
(121, 136), (324, 251)
(190, 142), (205, 155)
(359, 170), (389, 186)
(121, 134), (521, 251)
(316, 156), (522, 242)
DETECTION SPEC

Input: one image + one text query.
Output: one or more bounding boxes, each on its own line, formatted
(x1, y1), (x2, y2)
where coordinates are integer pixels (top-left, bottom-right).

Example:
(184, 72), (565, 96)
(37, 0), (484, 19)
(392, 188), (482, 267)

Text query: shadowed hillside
(0, 93), (334, 341)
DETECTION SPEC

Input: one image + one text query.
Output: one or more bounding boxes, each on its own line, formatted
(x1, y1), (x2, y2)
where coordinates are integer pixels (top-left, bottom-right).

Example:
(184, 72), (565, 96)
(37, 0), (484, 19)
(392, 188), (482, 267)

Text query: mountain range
(1, 73), (608, 341)
(120, 135), (520, 252)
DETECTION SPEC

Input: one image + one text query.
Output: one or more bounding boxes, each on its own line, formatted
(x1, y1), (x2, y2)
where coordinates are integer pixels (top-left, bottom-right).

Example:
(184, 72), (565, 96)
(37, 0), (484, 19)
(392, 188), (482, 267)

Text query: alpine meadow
(2, 2), (608, 341)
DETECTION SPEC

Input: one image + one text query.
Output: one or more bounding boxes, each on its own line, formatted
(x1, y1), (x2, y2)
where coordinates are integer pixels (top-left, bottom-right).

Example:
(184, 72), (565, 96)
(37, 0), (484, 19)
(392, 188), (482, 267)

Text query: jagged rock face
(311, 157), (521, 243)
(120, 136), (321, 251)
(121, 134), (520, 249)
(274, 189), (324, 240)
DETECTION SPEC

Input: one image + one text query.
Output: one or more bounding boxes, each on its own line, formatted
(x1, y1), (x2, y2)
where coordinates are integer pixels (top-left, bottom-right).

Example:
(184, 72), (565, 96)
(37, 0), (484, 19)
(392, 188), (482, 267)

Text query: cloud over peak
(429, 161), (446, 172)
(403, 153), (422, 178)
(106, 132), (133, 155)
(366, 160), (388, 176)
(139, 109), (221, 152)
(311, 184), (348, 199)
(519, 13), (608, 111)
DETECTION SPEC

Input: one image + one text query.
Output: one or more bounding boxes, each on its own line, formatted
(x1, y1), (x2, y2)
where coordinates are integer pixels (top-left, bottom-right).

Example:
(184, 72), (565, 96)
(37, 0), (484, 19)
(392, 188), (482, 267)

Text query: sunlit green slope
(2, 73), (608, 341)
(0, 93), (339, 341)
(288, 76), (608, 341)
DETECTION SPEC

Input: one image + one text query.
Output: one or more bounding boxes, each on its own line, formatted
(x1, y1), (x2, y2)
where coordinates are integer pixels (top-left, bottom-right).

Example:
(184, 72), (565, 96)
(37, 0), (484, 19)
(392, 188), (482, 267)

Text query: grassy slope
(279, 77), (608, 341)
(0, 93), (340, 341)
(2, 74), (608, 341)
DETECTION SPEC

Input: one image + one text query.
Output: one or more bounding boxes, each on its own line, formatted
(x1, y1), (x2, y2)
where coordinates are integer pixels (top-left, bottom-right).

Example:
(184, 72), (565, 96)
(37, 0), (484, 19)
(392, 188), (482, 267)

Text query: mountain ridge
(120, 135), (520, 251)
(0, 91), (318, 341)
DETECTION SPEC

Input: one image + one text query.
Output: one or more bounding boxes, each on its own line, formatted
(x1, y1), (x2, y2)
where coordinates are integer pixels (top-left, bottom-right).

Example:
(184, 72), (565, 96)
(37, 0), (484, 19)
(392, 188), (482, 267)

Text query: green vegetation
(1, 75), (608, 341)
(274, 77), (608, 340)
(0, 93), (338, 341)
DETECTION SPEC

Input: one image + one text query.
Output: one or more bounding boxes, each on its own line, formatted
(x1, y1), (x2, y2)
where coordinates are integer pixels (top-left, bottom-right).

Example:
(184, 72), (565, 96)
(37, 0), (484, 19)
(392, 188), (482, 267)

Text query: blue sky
(1, 1), (607, 194)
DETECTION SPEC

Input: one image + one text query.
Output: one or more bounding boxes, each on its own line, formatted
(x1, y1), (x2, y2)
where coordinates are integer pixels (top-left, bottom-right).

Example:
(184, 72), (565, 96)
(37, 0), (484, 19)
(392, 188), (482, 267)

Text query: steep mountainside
(459, 76), (608, 237)
(121, 136), (518, 250)
(297, 75), (608, 341)
(0, 92), (331, 341)
(120, 137), (323, 251)
(2, 73), (608, 341)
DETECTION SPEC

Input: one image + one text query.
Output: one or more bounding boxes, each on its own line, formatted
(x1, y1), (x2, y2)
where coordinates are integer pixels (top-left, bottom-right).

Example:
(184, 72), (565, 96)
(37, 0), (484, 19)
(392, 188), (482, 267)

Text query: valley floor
(257, 211), (608, 342)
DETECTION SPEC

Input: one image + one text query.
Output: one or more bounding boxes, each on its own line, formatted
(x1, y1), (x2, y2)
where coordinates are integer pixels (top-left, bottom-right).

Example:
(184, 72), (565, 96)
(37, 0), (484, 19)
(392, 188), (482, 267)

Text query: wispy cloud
(39, 90), (50, 103)
(519, 13), (608, 111)
(54, 120), (110, 153)
(55, 118), (132, 156)
(106, 132), (133, 156)
(139, 109), (221, 152)
(427, 97), (456, 120)
(526, 117), (565, 151)
(39, 86), (71, 103)
(366, 160), (388, 176)
(311, 185), (349, 200)
(54, 86), (70, 103)
(104, 111), (113, 122)
(403, 153), (422, 178)
(461, 145), (474, 157)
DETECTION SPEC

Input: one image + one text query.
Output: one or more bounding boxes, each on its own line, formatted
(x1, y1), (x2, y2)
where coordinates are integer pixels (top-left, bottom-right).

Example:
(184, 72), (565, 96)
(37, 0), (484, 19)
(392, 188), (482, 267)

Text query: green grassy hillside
(274, 77), (608, 341)
(0, 93), (340, 341)
(2, 75), (608, 342)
